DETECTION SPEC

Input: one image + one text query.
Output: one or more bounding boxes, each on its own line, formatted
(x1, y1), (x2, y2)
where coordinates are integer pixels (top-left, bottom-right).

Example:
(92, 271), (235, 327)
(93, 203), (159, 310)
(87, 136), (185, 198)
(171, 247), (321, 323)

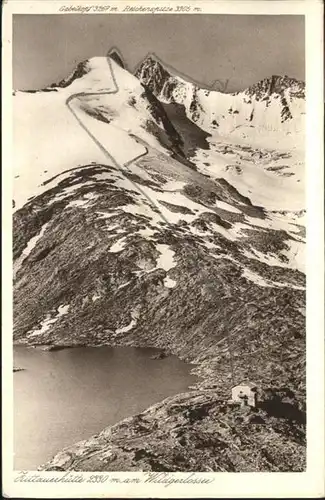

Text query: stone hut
(231, 382), (258, 407)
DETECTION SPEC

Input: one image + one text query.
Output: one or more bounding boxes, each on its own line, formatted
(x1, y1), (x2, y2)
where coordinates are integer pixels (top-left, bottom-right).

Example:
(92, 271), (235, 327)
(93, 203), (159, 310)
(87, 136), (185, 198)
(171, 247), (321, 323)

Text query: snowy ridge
(135, 55), (305, 137)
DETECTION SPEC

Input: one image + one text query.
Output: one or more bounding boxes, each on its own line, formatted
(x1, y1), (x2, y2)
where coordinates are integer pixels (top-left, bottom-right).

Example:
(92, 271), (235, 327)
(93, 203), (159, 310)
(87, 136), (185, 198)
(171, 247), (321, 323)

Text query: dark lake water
(14, 345), (197, 470)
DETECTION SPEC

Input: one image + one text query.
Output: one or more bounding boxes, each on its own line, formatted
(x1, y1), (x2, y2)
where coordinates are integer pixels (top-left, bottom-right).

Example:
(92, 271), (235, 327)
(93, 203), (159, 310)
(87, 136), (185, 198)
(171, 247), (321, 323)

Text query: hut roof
(232, 381), (257, 389)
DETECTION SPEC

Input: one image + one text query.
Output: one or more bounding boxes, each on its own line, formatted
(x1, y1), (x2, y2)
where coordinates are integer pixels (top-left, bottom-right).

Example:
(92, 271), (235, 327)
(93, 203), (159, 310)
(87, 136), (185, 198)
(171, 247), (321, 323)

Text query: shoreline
(13, 337), (306, 472)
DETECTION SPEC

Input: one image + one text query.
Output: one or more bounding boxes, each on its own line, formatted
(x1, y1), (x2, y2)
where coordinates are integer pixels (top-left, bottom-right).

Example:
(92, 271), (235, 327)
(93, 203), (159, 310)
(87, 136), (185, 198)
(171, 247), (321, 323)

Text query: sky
(13, 14), (305, 92)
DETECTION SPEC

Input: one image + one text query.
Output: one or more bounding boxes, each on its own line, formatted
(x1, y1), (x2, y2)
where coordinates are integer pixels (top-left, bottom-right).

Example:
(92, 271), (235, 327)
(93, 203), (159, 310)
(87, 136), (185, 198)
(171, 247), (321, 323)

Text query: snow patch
(57, 304), (70, 315)
(210, 223), (237, 241)
(83, 192), (98, 200)
(105, 224), (120, 232)
(27, 304), (70, 337)
(115, 309), (140, 334)
(216, 200), (242, 214)
(164, 276), (177, 288)
(242, 244), (305, 273)
(117, 281), (131, 289)
(109, 237), (127, 253)
(48, 181), (95, 206)
(66, 199), (90, 209)
(202, 241), (221, 250)
(163, 180), (187, 191)
(156, 244), (176, 271)
(21, 223), (49, 261)
(121, 203), (162, 226)
(96, 210), (120, 219)
(115, 318), (137, 334)
(242, 268), (273, 287)
(137, 227), (157, 238)
(242, 267), (304, 290)
(281, 239), (305, 273)
(14, 222), (50, 278)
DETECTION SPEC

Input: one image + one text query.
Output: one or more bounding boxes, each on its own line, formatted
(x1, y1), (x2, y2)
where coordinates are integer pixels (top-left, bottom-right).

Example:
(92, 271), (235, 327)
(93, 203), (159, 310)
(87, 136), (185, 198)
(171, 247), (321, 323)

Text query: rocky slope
(13, 53), (306, 472)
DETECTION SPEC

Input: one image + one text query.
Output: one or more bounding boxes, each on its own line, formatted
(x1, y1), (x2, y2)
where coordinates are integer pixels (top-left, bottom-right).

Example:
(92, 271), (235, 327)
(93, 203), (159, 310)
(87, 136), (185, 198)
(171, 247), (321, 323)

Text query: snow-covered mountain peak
(135, 55), (174, 96)
(13, 53), (187, 210)
(136, 55), (170, 74)
(243, 75), (305, 101)
(135, 56), (305, 137)
(51, 56), (122, 91)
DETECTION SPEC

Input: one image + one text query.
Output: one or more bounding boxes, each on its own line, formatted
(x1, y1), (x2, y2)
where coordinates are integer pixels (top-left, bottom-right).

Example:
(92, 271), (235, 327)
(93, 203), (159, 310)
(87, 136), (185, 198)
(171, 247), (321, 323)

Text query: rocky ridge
(135, 56), (305, 134)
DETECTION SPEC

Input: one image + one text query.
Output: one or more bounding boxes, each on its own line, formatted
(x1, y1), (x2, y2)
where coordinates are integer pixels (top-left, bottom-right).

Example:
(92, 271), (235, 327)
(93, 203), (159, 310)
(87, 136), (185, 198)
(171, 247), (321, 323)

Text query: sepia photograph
(2, 1), (324, 497)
